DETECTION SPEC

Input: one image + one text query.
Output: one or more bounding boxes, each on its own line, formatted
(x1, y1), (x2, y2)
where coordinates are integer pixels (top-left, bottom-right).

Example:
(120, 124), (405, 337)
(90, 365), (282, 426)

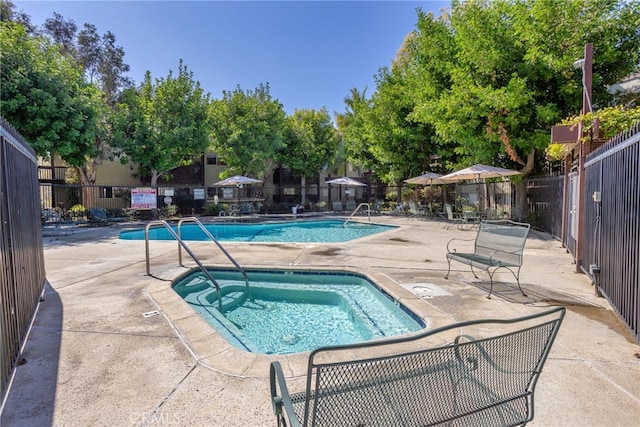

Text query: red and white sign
(131, 187), (157, 209)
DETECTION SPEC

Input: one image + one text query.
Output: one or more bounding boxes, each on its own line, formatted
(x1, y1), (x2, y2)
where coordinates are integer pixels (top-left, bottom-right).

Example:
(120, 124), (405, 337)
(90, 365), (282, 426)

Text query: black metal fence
(32, 123), (640, 342)
(0, 117), (47, 401)
(583, 122), (640, 341)
(525, 176), (564, 238)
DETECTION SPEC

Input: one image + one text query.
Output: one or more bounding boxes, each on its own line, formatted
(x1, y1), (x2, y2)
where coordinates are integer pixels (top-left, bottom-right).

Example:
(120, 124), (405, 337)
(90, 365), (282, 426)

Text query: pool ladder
(343, 203), (372, 227)
(144, 217), (251, 310)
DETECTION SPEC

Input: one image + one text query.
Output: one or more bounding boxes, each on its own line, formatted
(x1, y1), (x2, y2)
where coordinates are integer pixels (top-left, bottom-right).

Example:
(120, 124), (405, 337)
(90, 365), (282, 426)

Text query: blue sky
(15, 1), (448, 118)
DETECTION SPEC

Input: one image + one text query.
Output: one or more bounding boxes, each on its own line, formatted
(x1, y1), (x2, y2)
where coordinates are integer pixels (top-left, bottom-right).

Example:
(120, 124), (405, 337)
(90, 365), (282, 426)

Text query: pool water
(173, 269), (425, 354)
(119, 220), (395, 243)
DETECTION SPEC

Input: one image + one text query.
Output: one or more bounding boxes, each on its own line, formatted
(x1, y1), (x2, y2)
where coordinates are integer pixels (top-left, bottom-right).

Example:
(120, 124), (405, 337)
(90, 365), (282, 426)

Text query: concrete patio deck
(2, 216), (639, 426)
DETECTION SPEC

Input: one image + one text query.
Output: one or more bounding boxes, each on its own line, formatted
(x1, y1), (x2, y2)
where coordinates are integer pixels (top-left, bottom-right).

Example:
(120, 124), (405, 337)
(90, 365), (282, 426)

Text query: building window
(206, 156), (226, 166)
(100, 187), (113, 198)
(207, 187), (220, 198)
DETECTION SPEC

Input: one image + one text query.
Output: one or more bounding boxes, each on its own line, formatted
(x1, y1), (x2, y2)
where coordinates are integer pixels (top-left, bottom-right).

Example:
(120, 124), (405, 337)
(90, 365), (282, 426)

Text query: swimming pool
(120, 219), (396, 243)
(173, 268), (425, 354)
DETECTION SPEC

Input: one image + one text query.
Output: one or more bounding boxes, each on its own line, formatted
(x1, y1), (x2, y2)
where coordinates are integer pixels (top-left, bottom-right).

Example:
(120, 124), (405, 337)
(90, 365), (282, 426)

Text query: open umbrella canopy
(404, 172), (446, 185)
(325, 177), (367, 186)
(440, 164), (521, 182)
(212, 175), (263, 187)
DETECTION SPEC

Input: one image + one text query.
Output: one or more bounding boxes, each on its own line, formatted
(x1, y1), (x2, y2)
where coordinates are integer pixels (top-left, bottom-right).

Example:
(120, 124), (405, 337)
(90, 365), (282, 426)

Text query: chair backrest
(89, 207), (107, 220)
(445, 204), (454, 220)
(345, 200), (356, 210)
(485, 207), (498, 220)
(332, 201), (343, 211)
(301, 307), (564, 427)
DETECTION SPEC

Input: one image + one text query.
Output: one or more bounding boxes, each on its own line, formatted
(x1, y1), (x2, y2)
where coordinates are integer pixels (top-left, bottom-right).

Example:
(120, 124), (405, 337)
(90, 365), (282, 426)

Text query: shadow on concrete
(1, 281), (62, 426)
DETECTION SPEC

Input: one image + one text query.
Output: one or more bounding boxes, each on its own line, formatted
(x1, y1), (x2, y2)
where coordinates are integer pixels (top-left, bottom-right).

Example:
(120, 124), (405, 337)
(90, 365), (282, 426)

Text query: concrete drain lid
(401, 283), (452, 298)
(143, 310), (160, 318)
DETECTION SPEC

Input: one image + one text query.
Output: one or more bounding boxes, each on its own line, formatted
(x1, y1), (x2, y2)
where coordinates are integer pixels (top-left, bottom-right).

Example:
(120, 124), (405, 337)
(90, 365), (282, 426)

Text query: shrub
(68, 204), (87, 221)
(159, 204), (180, 219)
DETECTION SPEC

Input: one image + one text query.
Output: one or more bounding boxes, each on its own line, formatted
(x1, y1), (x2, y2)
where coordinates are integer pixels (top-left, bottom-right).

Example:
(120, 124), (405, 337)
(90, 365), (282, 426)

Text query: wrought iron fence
(0, 117), (47, 401)
(583, 122), (640, 341)
(27, 120), (640, 343)
(526, 176), (564, 238)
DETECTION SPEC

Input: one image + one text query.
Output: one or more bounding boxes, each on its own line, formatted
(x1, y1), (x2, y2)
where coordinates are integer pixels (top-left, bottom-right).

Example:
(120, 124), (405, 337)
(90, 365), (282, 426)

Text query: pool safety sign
(131, 187), (157, 209)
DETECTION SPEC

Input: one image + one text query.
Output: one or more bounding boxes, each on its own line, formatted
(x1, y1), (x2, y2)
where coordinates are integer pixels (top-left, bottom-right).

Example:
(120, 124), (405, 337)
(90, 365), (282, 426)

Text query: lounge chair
(441, 204), (463, 229)
(89, 207), (127, 223)
(408, 201), (426, 217)
(345, 200), (356, 211)
(333, 201), (343, 212)
(239, 203), (254, 215)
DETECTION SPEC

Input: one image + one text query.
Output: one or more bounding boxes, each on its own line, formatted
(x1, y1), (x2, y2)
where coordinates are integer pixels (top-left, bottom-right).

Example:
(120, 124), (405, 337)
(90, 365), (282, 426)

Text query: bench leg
(445, 258), (479, 282)
(469, 264), (479, 279)
(487, 267), (527, 299)
(487, 270), (496, 299)
(514, 266), (527, 298)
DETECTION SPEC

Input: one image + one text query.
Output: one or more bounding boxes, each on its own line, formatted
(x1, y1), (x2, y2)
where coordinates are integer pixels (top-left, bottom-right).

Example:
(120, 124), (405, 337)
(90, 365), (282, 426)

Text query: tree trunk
(76, 162), (98, 209)
(513, 149), (536, 221)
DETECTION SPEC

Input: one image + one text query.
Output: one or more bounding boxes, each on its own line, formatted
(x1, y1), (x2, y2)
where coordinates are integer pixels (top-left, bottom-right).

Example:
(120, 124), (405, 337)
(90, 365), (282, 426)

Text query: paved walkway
(2, 216), (639, 426)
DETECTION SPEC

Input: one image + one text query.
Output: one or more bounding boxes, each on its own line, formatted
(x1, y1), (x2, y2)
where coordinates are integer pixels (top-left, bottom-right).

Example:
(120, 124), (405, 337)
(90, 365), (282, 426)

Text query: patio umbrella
(212, 175), (263, 187)
(405, 172), (447, 210)
(404, 172), (446, 186)
(440, 164), (520, 182)
(326, 177), (366, 205)
(212, 175), (263, 206)
(325, 177), (367, 186)
(440, 164), (521, 209)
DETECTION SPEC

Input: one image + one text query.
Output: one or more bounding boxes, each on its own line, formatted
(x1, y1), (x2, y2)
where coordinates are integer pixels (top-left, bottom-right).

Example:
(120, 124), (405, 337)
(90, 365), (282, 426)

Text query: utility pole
(575, 43), (593, 273)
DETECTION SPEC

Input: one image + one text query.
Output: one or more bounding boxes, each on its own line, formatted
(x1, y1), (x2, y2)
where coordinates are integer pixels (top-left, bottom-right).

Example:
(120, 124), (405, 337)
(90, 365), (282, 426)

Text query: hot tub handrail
(343, 203), (371, 227)
(177, 217), (251, 293)
(144, 220), (223, 311)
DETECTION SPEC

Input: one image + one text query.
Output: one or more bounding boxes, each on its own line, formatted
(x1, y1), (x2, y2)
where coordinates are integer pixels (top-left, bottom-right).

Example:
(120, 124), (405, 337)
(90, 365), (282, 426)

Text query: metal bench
(270, 307), (565, 427)
(445, 220), (530, 298)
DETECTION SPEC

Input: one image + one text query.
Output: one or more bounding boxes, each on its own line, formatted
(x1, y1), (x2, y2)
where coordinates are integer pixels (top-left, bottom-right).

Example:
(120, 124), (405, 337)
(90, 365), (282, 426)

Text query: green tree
(410, 0), (640, 170)
(113, 60), (210, 186)
(337, 39), (442, 194)
(336, 87), (377, 172)
(279, 108), (339, 204)
(208, 83), (286, 180)
(0, 1), (35, 33)
(42, 13), (132, 202)
(0, 22), (100, 166)
(404, 0), (640, 217)
(366, 63), (440, 186)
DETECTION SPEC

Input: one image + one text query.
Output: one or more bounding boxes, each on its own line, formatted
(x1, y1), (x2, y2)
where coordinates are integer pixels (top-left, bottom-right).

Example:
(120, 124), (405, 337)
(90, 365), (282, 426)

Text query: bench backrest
(302, 307), (564, 427)
(475, 220), (530, 265)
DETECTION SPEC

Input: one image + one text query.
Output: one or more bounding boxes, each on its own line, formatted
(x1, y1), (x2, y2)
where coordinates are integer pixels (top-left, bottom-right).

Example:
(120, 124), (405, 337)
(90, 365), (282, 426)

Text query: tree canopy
(0, 22), (100, 167)
(41, 12), (133, 189)
(408, 0), (640, 174)
(113, 61), (211, 186)
(280, 108), (339, 203)
(338, 0), (640, 184)
(208, 83), (286, 180)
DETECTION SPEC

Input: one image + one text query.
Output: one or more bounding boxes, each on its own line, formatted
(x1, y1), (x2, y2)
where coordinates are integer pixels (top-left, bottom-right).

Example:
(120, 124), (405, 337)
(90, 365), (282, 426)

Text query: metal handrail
(145, 220), (223, 311)
(343, 203), (371, 227)
(177, 217), (251, 294)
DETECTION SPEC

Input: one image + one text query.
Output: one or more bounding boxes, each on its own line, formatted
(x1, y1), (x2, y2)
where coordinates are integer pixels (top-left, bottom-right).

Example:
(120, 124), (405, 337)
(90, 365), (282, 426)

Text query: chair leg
(445, 258), (451, 279)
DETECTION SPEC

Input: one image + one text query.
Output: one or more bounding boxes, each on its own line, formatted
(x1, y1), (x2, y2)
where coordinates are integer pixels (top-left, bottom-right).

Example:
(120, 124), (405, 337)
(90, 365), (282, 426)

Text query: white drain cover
(400, 283), (452, 298)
